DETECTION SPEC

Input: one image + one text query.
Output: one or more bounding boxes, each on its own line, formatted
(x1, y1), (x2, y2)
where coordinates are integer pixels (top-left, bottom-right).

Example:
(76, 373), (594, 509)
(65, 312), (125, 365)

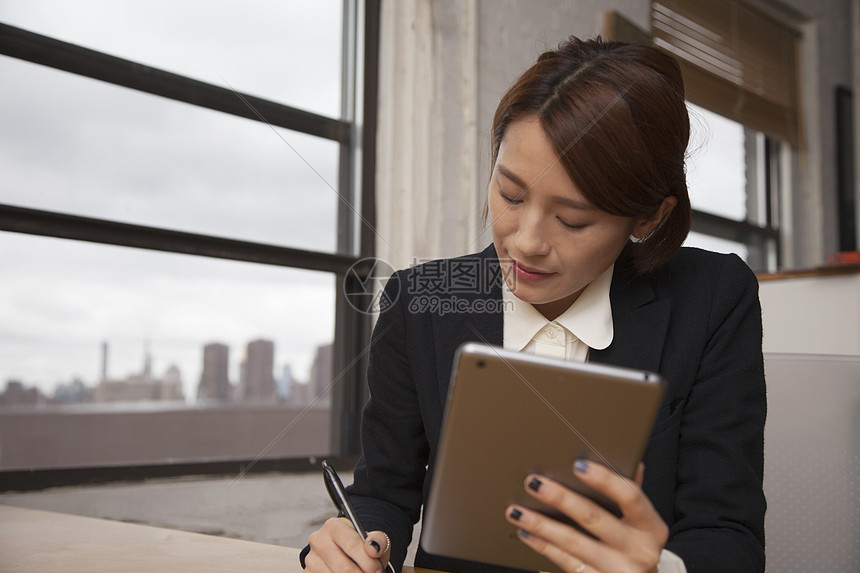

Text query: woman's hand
(305, 517), (392, 573)
(505, 460), (668, 573)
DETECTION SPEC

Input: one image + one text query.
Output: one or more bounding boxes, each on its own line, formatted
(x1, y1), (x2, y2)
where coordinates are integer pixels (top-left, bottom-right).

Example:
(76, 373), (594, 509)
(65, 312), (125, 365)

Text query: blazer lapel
(590, 260), (670, 374)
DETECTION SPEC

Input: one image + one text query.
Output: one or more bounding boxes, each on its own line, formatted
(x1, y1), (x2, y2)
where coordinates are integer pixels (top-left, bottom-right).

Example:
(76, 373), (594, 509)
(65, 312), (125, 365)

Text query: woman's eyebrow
(497, 163), (595, 210)
(496, 164), (530, 189)
(554, 194), (596, 211)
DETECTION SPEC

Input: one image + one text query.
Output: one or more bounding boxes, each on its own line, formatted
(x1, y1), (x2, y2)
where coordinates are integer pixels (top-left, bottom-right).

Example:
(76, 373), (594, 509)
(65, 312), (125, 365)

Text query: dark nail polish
(370, 540), (381, 553)
(574, 458), (589, 474)
(509, 508), (522, 521)
(527, 477), (543, 492)
(519, 529), (530, 538)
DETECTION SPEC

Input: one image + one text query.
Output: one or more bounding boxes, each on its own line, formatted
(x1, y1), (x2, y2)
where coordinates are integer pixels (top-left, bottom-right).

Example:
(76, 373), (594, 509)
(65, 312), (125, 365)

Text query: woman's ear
(632, 196), (678, 240)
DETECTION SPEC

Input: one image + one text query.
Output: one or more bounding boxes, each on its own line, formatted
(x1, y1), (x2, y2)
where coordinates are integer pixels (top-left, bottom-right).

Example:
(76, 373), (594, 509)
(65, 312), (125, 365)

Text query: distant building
(53, 378), (93, 405)
(289, 381), (313, 406)
(100, 340), (109, 382)
(94, 367), (185, 403)
(94, 344), (185, 403)
(197, 343), (232, 403)
(309, 343), (333, 405)
(276, 364), (293, 401)
(0, 380), (47, 407)
(160, 365), (185, 401)
(95, 376), (154, 402)
(238, 339), (276, 402)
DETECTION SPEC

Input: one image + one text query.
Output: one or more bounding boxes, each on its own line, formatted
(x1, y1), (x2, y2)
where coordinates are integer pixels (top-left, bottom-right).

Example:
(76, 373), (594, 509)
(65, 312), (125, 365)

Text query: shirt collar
(503, 264), (615, 351)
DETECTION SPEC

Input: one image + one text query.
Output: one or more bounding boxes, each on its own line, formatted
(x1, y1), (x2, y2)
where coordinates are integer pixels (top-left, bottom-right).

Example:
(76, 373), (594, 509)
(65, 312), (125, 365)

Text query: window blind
(650, 0), (801, 145)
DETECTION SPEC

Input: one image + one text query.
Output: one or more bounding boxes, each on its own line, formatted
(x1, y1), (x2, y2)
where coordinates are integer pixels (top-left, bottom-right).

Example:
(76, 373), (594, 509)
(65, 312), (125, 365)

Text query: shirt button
(545, 328), (557, 339)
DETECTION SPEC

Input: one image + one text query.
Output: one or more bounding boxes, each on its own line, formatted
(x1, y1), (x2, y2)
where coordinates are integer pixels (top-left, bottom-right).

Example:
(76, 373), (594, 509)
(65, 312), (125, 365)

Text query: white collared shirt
(502, 264), (614, 361)
(501, 262), (686, 573)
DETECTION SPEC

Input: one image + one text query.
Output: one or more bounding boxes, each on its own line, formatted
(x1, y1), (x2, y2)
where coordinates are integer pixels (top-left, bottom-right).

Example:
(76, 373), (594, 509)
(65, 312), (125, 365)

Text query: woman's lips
(512, 260), (553, 281)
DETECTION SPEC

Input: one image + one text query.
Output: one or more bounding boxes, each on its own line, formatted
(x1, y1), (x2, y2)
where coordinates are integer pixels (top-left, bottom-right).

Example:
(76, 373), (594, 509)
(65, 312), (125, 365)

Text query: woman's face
(488, 116), (636, 320)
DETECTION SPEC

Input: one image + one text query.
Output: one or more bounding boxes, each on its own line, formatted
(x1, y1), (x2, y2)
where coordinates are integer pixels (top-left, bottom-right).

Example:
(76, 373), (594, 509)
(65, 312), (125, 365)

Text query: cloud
(0, 56), (342, 251)
(0, 0), (344, 116)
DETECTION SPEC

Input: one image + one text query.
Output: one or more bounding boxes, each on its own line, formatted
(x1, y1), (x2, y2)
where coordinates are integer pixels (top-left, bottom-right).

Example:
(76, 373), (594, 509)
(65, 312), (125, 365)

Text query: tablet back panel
(421, 342), (665, 573)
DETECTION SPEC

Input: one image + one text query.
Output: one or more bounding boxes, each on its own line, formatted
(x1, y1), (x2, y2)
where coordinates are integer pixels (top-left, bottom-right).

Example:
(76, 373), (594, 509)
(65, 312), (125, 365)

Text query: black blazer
(345, 244), (766, 573)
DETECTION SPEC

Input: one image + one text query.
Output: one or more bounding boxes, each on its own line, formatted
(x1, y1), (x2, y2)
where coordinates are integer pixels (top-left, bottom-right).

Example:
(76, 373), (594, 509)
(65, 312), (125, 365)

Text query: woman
(302, 36), (766, 573)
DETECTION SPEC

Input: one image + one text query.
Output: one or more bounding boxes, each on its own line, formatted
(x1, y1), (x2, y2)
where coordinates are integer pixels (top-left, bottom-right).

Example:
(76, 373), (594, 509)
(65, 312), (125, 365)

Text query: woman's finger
(306, 521), (358, 573)
(517, 472), (632, 550)
(514, 526), (598, 573)
(306, 517), (384, 573)
(302, 548), (337, 573)
(507, 498), (663, 573)
(364, 530), (392, 569)
(573, 460), (665, 533)
(506, 505), (603, 567)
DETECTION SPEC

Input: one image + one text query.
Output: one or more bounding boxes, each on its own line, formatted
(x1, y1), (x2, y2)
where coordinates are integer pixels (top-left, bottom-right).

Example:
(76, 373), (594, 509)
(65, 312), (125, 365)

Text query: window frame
(0, 0), (380, 490)
(647, 0), (798, 273)
(687, 129), (782, 272)
(604, 7), (788, 272)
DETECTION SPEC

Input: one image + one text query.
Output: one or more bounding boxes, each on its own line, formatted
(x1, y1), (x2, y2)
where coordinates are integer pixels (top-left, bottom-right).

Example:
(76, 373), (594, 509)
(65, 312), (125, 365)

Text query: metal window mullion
(331, 0), (360, 457)
(337, 0), (359, 257)
(0, 203), (360, 274)
(691, 209), (779, 244)
(329, 0), (380, 457)
(0, 23), (350, 143)
(359, 0), (380, 259)
(764, 137), (782, 270)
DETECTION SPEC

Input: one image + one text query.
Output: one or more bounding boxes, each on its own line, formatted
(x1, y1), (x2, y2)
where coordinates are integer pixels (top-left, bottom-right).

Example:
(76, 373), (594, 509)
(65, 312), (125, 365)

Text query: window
(0, 1), (380, 486)
(683, 102), (779, 271)
(605, 2), (797, 272)
(650, 0), (799, 272)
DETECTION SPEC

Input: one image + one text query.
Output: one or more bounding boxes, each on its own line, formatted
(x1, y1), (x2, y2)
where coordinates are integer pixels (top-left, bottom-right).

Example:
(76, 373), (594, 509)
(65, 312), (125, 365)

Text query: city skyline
(0, 336), (333, 408)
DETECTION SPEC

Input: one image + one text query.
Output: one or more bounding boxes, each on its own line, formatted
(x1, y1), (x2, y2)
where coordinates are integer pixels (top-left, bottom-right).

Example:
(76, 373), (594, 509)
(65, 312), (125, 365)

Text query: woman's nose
(515, 211), (550, 256)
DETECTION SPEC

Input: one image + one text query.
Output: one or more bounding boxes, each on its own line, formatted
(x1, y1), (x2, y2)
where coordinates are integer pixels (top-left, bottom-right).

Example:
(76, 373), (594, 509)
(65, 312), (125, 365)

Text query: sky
(0, 1), (750, 399)
(684, 103), (752, 259)
(0, 1), (344, 399)
(685, 104), (747, 222)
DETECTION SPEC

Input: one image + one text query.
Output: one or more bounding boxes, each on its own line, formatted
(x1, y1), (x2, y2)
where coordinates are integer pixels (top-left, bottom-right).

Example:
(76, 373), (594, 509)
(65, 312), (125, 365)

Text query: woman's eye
(499, 188), (522, 204)
(558, 217), (587, 230)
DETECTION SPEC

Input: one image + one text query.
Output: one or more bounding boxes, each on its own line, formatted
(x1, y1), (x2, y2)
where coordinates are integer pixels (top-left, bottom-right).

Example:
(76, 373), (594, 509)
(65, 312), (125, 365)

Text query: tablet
(420, 342), (665, 573)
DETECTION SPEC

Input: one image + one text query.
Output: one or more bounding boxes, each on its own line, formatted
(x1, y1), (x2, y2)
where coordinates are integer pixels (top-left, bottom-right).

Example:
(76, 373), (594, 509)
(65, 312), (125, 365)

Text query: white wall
(760, 273), (860, 355)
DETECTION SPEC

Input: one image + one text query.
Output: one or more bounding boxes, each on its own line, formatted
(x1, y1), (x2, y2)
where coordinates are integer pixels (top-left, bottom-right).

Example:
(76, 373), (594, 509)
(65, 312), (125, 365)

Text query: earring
(629, 234), (645, 244)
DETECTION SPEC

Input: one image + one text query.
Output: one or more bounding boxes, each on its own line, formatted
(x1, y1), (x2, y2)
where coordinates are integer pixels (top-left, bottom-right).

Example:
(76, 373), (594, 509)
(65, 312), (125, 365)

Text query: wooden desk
(0, 505), (440, 573)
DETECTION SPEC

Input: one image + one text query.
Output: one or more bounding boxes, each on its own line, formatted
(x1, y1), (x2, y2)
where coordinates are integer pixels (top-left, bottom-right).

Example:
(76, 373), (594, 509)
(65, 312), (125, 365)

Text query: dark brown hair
(488, 36), (692, 274)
